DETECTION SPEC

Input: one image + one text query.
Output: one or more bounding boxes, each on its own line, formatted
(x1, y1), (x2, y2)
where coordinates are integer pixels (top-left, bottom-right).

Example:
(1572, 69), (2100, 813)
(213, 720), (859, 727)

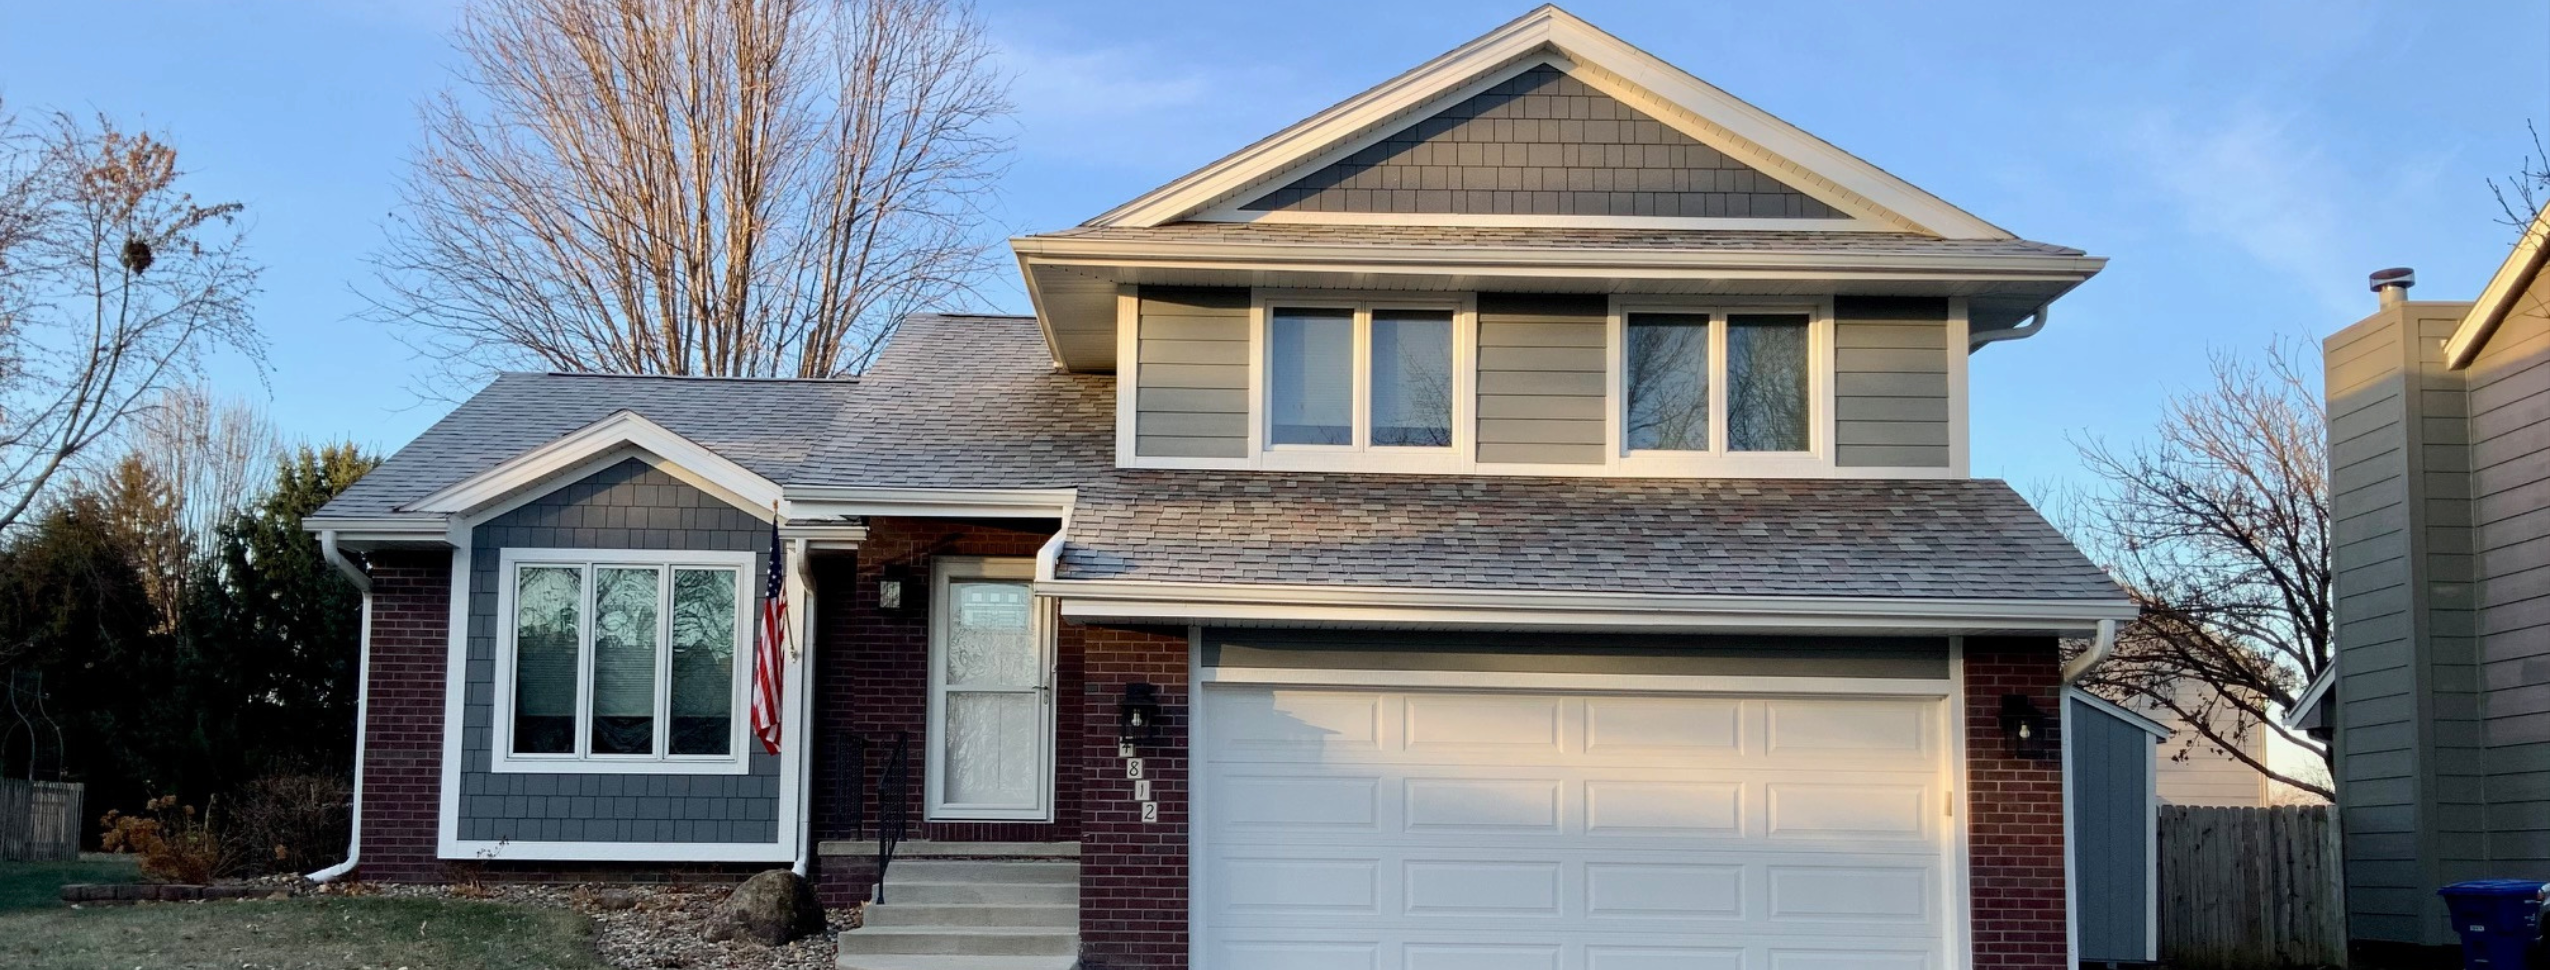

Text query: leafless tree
(2489, 120), (2549, 242)
(0, 104), (265, 536)
(2066, 341), (2334, 801)
(373, 0), (1011, 381)
(82, 385), (280, 630)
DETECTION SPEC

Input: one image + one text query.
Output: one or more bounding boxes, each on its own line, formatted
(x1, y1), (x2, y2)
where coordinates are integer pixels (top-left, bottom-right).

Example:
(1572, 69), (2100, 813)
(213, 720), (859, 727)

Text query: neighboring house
(2132, 683), (2275, 808)
(307, 8), (2138, 970)
(2321, 203), (2550, 955)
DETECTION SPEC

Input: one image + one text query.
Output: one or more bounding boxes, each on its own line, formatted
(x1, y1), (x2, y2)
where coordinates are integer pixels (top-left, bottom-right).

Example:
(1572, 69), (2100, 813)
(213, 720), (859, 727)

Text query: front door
(924, 557), (1054, 821)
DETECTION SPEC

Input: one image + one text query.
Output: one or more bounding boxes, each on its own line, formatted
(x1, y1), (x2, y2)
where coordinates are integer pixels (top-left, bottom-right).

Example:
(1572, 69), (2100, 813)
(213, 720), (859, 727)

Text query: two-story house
(305, 8), (2135, 970)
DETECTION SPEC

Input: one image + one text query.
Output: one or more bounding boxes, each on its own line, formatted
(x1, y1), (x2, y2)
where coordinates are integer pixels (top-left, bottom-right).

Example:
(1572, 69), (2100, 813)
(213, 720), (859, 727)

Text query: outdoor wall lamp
(1999, 693), (2053, 760)
(876, 565), (916, 612)
(1118, 682), (1165, 746)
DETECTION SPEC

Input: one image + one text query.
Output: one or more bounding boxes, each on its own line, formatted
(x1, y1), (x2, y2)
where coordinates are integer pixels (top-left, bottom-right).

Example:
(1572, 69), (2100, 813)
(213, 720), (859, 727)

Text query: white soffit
(1084, 5), (2012, 240)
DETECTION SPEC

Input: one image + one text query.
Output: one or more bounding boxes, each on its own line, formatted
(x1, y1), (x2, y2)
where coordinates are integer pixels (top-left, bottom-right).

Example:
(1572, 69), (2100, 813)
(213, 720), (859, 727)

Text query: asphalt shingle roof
(1032, 222), (2088, 258)
(319, 313), (2122, 604)
(796, 315), (1114, 488)
(318, 372), (858, 518)
(1056, 470), (2122, 601)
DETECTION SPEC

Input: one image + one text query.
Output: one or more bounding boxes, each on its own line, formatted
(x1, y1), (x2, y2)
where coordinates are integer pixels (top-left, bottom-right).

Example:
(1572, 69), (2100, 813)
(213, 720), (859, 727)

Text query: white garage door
(1199, 687), (1955, 970)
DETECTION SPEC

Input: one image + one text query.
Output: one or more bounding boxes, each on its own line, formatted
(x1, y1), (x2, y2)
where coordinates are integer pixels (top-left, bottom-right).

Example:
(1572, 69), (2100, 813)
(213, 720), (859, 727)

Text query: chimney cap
(2369, 267), (2416, 291)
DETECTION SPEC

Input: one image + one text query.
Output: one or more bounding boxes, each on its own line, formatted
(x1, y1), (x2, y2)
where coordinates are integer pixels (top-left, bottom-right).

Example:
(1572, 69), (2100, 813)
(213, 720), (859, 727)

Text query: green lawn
(0, 895), (610, 970)
(0, 854), (141, 913)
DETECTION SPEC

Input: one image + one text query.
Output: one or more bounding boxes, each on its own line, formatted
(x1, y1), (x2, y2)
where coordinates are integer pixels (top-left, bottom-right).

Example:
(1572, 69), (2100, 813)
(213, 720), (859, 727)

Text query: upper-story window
(1624, 309), (1814, 454)
(495, 548), (755, 774)
(1266, 300), (1460, 453)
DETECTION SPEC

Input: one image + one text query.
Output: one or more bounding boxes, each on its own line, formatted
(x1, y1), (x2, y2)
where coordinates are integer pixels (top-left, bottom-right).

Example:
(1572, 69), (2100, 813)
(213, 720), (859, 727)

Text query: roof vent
(2370, 266), (2415, 307)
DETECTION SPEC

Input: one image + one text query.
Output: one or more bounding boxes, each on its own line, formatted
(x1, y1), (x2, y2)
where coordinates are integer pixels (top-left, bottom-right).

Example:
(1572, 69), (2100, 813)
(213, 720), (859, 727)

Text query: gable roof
(2443, 199), (2550, 369)
(313, 372), (857, 522)
(1085, 5), (2010, 239)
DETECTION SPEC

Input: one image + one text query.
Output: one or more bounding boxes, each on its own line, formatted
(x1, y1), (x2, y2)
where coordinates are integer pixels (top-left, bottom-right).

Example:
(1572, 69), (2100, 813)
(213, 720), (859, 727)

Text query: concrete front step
(886, 859), (1078, 884)
(835, 926), (1078, 957)
(837, 956), (1077, 970)
(861, 902), (1078, 929)
(881, 880), (1077, 905)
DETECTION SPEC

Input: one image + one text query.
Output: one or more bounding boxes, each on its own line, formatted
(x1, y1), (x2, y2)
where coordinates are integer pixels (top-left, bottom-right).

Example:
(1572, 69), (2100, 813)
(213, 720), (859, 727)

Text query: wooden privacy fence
(0, 779), (84, 861)
(2159, 804), (2347, 969)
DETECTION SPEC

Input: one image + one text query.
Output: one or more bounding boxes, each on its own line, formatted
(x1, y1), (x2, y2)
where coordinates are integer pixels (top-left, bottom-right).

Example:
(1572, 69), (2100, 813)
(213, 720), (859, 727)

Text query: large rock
(710, 869), (826, 946)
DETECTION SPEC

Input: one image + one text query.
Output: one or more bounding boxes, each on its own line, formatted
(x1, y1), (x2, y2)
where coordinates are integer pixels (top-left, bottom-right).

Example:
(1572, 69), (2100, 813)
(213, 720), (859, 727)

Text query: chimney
(2370, 266), (2415, 308)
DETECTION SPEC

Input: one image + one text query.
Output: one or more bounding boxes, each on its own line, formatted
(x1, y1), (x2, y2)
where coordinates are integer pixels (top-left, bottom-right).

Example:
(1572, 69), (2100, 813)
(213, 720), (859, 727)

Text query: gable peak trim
(1087, 5), (2011, 240)
(403, 410), (783, 517)
(2444, 199), (2550, 369)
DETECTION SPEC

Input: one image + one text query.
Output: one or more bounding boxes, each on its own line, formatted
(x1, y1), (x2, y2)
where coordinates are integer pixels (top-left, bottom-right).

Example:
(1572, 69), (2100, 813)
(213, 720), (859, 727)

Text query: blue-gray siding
(459, 458), (781, 845)
(1241, 63), (1835, 219)
(2069, 695), (2157, 963)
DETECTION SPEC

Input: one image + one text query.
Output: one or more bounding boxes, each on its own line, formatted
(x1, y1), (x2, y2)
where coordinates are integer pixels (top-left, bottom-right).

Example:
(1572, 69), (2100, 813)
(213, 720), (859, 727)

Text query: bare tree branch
(2062, 339), (2335, 801)
(369, 0), (1012, 381)
(0, 105), (266, 536)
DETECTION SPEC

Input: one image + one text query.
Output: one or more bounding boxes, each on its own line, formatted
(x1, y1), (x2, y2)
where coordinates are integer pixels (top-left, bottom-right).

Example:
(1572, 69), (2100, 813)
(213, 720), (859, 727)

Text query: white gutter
(307, 531), (371, 883)
(2058, 617), (2118, 685)
(1014, 239), (2107, 280)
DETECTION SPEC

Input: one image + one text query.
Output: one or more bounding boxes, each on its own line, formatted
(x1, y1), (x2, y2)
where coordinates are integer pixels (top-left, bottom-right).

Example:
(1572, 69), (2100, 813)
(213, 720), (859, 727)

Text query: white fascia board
(405, 411), (783, 516)
(1039, 578), (2139, 634)
(2281, 663), (2337, 731)
(782, 486), (1076, 520)
(1084, 6), (2013, 240)
(2443, 199), (2550, 369)
(2065, 687), (2172, 740)
(1012, 238), (2105, 282)
(302, 516), (454, 546)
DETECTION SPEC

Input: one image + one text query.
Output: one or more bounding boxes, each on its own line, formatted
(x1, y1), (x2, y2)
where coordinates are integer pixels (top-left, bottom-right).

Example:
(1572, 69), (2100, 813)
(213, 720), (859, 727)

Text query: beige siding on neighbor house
(1834, 297), (1951, 468)
(2322, 302), (2487, 948)
(1134, 286), (1252, 459)
(2464, 266), (2550, 874)
(1476, 293), (1609, 465)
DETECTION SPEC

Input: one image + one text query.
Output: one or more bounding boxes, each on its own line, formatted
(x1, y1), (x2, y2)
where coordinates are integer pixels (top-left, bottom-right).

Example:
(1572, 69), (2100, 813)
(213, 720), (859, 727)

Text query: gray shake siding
(2066, 694), (2156, 964)
(1835, 297), (1952, 468)
(1476, 293), (1609, 464)
(2322, 303), (2491, 945)
(1134, 286), (1251, 459)
(459, 458), (781, 845)
(1241, 64), (1835, 219)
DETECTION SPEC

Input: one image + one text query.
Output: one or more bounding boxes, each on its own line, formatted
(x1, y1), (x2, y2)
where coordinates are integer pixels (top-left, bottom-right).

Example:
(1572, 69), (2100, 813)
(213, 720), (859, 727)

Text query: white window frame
(924, 556), (1058, 822)
(1607, 296), (1834, 477)
(489, 547), (758, 775)
(1252, 290), (1476, 474)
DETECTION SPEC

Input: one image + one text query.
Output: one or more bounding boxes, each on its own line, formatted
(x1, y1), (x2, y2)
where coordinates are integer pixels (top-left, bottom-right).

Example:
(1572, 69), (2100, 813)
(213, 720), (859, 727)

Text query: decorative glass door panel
(926, 560), (1053, 820)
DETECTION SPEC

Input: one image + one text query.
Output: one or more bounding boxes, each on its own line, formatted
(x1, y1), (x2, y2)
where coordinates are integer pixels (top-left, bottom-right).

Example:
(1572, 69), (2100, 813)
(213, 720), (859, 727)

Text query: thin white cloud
(2122, 104), (2362, 315)
(998, 41), (1214, 120)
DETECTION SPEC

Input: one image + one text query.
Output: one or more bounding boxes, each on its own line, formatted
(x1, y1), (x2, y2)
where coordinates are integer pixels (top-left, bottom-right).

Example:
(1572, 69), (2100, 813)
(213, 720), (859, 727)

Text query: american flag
(750, 515), (787, 755)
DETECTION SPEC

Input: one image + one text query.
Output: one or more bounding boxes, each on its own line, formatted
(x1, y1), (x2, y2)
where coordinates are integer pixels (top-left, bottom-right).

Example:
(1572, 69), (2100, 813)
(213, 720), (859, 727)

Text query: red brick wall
(1077, 624), (1191, 970)
(810, 518), (1086, 904)
(354, 549), (453, 883)
(1964, 636), (2070, 970)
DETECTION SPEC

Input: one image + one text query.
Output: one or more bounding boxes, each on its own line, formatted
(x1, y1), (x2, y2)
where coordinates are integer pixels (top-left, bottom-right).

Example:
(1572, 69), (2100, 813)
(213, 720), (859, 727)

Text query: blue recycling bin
(2437, 879), (2548, 969)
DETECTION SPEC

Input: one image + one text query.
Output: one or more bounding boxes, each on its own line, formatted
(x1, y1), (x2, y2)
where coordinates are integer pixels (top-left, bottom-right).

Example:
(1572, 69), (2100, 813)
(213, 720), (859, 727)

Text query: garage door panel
(1203, 687), (1952, 970)
(1583, 862), (1745, 919)
(1404, 860), (1563, 916)
(1765, 782), (1933, 840)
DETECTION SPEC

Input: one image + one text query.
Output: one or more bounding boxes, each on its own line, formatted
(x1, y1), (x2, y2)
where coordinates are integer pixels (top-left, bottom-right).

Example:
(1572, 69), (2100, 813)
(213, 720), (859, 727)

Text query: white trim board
(1086, 7), (2011, 240)
(2443, 198), (2550, 369)
(407, 411), (782, 517)
(1201, 665), (1952, 697)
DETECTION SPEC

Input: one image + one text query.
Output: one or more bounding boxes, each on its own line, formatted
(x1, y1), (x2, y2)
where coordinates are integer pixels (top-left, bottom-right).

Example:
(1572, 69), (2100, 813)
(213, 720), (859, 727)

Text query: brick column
(1078, 624), (1192, 970)
(355, 549), (454, 883)
(1964, 636), (2070, 970)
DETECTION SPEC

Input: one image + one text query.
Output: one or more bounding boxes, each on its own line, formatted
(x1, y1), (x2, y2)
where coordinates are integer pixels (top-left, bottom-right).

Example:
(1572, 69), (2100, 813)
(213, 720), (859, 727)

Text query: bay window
(497, 549), (754, 772)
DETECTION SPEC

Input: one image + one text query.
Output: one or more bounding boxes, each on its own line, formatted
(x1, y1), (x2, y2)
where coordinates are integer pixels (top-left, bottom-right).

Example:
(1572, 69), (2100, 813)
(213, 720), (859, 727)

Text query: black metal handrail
(875, 730), (910, 903)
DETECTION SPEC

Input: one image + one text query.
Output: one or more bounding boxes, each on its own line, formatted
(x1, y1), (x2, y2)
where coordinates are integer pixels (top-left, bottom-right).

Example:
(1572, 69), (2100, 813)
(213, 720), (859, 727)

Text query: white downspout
(2059, 617), (2117, 685)
(1969, 303), (2051, 352)
(790, 536), (816, 879)
(308, 531), (371, 883)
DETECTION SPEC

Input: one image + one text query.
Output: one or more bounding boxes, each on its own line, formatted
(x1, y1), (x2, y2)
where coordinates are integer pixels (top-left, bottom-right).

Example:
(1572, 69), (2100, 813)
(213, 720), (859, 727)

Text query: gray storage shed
(2066, 687), (2168, 965)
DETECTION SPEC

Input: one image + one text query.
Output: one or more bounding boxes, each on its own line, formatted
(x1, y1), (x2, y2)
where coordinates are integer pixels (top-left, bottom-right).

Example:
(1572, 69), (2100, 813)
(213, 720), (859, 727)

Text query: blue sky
(3, 0), (2545, 492)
